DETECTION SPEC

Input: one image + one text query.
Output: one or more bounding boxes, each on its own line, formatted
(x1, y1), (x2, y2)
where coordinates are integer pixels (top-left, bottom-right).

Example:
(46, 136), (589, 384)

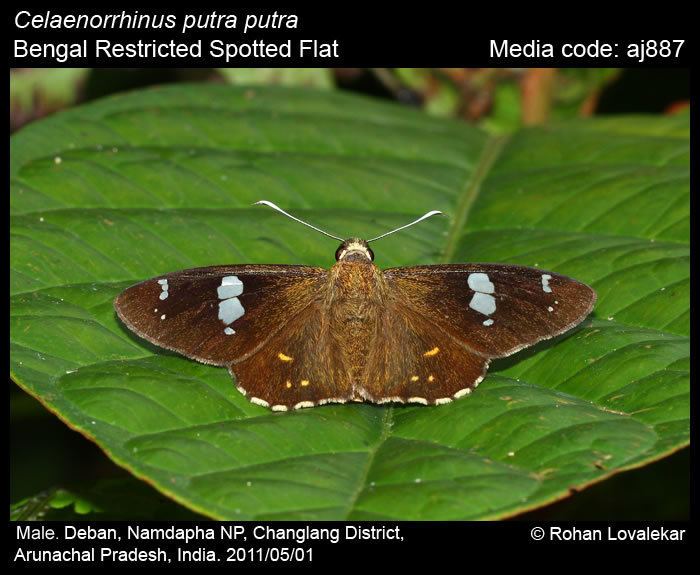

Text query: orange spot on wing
(301, 380), (310, 387)
(423, 347), (440, 357)
(410, 375), (419, 382)
(278, 352), (293, 362)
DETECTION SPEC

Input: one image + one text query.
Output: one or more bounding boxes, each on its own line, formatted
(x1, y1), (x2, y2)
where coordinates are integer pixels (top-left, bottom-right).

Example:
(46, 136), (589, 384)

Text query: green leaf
(10, 85), (689, 520)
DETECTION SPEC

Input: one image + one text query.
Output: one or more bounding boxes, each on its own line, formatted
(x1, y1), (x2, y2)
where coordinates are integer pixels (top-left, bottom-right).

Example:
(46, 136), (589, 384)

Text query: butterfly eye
(366, 246), (375, 261)
(335, 245), (345, 261)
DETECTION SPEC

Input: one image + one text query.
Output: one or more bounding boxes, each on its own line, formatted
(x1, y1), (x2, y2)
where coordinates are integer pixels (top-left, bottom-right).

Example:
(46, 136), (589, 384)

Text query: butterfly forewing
(114, 265), (327, 366)
(384, 264), (596, 359)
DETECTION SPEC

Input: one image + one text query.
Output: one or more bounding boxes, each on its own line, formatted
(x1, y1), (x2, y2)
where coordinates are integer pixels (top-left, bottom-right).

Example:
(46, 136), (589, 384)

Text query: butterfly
(114, 201), (596, 412)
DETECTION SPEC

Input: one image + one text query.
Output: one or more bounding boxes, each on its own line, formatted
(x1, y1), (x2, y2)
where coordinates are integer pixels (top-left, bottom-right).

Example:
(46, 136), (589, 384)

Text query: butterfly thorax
(327, 259), (387, 386)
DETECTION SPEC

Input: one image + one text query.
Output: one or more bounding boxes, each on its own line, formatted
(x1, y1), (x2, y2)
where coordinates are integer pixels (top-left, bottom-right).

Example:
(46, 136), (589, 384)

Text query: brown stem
(520, 68), (557, 125)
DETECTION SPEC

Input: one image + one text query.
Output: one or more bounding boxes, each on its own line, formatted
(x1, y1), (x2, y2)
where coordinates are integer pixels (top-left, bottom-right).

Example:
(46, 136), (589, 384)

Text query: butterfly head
(335, 238), (374, 262)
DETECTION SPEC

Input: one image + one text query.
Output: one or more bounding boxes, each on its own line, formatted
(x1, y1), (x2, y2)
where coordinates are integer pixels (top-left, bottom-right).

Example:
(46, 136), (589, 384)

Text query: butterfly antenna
(367, 210), (445, 242)
(254, 200), (344, 242)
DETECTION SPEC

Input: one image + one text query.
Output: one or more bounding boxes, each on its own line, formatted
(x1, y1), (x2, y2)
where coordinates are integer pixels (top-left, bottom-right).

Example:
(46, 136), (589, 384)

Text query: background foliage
(10, 68), (689, 520)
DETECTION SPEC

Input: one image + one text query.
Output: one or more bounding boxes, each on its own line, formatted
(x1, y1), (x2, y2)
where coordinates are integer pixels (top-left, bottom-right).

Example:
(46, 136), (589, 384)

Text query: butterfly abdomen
(327, 261), (387, 387)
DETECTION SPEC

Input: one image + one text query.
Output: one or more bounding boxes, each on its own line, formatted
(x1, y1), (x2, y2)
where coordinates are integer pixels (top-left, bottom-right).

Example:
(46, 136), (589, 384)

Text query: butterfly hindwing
(383, 264), (596, 359)
(231, 299), (356, 411)
(360, 301), (489, 405)
(114, 265), (327, 366)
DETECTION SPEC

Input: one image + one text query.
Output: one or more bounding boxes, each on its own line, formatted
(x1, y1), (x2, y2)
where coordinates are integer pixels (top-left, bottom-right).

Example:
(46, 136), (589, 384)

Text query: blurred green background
(9, 67), (690, 520)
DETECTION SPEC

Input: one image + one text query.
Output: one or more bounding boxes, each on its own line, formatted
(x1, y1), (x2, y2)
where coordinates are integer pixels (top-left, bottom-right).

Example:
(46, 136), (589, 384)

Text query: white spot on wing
(318, 398), (347, 405)
(218, 275), (244, 299)
(483, 319), (494, 326)
(454, 388), (472, 398)
(157, 279), (169, 300)
(294, 401), (314, 409)
(541, 274), (552, 293)
(217, 276), (245, 332)
(377, 396), (404, 404)
(271, 404), (288, 412)
(408, 397), (428, 405)
(160, 314), (166, 320)
(221, 275), (241, 286)
(468, 273), (495, 294)
(250, 397), (269, 408)
(547, 306), (554, 312)
(218, 297), (245, 325)
(469, 292), (496, 316)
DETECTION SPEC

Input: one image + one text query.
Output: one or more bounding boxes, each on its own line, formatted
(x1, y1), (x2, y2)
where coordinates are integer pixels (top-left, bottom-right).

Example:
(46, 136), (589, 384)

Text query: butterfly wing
(114, 265), (328, 366)
(115, 264), (357, 409)
(116, 262), (596, 410)
(360, 300), (490, 405)
(230, 299), (355, 411)
(384, 264), (596, 358)
(358, 264), (596, 404)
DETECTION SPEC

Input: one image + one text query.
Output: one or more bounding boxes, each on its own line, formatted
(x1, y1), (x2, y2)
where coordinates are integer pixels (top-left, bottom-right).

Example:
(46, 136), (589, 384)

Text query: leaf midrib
(441, 134), (510, 263)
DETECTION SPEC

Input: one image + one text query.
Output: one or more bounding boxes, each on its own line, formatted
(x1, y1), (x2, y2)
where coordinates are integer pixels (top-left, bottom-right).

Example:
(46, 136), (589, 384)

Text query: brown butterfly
(114, 201), (596, 412)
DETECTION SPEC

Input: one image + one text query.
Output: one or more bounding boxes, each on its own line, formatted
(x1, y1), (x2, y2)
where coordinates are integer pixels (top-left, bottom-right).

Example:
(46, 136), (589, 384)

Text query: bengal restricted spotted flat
(115, 201), (596, 411)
